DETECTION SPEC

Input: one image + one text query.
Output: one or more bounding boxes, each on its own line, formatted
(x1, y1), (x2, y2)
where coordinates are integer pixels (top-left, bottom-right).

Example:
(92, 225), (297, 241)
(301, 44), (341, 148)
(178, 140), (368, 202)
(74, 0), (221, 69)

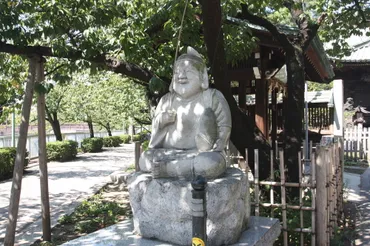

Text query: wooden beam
(238, 80), (247, 112)
(228, 68), (255, 81)
(271, 88), (278, 158)
(5, 57), (37, 245)
(36, 58), (51, 241)
(255, 48), (269, 138)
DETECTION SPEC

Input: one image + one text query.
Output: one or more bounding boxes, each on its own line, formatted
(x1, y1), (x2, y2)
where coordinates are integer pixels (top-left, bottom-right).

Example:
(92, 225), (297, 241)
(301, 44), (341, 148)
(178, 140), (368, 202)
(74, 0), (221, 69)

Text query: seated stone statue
(139, 47), (231, 179)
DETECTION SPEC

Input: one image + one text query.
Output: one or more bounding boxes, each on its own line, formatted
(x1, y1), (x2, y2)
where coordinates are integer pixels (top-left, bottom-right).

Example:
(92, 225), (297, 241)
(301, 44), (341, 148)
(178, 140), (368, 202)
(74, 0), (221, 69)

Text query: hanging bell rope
(174, 0), (190, 64)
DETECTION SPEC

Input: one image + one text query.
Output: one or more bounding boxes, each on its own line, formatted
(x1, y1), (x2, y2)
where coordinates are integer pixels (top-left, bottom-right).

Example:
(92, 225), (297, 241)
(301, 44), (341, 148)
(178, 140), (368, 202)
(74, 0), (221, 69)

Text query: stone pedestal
(127, 168), (250, 246)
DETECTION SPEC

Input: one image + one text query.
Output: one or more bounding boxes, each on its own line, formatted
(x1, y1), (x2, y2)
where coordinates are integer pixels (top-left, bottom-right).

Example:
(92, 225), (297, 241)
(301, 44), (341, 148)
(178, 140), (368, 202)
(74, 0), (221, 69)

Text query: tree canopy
(0, 0), (369, 180)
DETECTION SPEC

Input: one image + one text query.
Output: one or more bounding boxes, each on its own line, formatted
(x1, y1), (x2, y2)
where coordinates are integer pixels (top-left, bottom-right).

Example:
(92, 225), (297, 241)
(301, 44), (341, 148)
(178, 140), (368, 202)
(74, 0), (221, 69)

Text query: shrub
(0, 147), (29, 180)
(139, 130), (150, 141)
(141, 140), (149, 151)
(132, 134), (141, 142)
(46, 140), (78, 162)
(103, 136), (122, 147)
(120, 134), (131, 144)
(81, 138), (103, 153)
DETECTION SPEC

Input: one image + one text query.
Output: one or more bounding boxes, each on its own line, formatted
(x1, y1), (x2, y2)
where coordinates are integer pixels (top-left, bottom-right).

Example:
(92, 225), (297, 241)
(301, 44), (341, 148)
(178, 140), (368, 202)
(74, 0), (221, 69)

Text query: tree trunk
(106, 122), (112, 136)
(201, 0), (271, 180)
(87, 120), (94, 138)
(50, 115), (62, 141)
(283, 47), (305, 184)
(45, 107), (63, 141)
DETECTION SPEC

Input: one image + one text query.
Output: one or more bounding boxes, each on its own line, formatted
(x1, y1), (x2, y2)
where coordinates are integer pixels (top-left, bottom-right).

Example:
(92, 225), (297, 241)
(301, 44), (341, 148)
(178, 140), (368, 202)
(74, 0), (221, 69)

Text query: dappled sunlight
(0, 145), (135, 244)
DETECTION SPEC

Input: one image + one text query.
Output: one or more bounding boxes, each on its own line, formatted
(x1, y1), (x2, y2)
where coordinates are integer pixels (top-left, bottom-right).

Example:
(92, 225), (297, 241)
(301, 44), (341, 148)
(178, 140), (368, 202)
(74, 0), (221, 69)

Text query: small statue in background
(344, 97), (354, 111)
(139, 47), (232, 180)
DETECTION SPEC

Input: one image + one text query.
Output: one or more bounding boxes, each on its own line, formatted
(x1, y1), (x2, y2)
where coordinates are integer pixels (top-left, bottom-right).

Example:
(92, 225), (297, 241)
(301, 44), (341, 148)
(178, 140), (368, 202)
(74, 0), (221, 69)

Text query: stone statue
(344, 97), (354, 111)
(139, 47), (232, 180)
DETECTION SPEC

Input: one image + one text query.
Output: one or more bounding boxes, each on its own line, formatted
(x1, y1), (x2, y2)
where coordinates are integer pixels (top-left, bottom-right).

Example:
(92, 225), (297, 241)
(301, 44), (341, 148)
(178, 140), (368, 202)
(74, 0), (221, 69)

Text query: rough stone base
(62, 217), (280, 246)
(127, 168), (250, 246)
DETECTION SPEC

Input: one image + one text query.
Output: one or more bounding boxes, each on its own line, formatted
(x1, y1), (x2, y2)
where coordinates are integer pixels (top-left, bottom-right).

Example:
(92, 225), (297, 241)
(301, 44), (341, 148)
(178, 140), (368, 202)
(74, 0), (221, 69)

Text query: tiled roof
(226, 16), (335, 83)
(239, 90), (334, 106)
(340, 39), (370, 62)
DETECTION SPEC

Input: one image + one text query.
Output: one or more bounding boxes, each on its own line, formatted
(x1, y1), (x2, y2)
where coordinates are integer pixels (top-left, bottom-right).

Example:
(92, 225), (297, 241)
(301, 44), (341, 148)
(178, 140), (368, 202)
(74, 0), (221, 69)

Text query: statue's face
(172, 59), (203, 99)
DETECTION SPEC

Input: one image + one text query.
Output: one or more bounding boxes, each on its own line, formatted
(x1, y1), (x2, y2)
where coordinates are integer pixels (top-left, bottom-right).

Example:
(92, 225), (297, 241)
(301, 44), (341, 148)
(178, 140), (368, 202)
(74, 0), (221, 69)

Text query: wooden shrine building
(227, 18), (335, 148)
(333, 37), (370, 126)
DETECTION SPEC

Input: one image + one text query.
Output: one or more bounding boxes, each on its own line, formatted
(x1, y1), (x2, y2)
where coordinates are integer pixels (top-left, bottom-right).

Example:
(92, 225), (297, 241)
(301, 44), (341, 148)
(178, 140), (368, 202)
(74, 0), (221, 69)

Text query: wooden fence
(344, 125), (370, 162)
(240, 139), (343, 246)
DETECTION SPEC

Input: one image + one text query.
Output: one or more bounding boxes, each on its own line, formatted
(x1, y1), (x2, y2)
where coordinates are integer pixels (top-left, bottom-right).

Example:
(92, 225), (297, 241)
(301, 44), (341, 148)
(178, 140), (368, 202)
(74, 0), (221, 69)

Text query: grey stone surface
(61, 216), (280, 246)
(110, 170), (133, 184)
(231, 216), (281, 246)
(356, 167), (370, 245)
(139, 47), (232, 180)
(0, 145), (134, 245)
(128, 168), (250, 246)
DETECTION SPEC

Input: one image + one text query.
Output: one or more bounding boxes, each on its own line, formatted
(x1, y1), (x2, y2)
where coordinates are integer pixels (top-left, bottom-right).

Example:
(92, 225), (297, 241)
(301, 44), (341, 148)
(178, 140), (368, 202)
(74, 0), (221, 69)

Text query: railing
(344, 125), (370, 162)
(0, 131), (124, 159)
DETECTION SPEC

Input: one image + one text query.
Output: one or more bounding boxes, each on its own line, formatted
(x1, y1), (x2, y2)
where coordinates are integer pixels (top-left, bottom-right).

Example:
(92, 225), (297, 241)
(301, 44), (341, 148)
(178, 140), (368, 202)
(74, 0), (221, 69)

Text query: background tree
(61, 70), (148, 136)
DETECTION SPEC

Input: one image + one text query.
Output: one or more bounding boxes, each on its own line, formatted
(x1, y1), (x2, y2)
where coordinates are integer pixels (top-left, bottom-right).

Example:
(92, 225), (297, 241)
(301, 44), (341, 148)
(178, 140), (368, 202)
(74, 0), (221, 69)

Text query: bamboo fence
(244, 139), (344, 246)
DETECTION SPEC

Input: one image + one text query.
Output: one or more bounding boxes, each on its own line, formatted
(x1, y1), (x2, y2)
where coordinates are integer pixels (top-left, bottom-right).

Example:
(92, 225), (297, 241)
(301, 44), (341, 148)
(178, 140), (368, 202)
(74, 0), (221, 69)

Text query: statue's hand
(161, 110), (176, 126)
(212, 139), (224, 152)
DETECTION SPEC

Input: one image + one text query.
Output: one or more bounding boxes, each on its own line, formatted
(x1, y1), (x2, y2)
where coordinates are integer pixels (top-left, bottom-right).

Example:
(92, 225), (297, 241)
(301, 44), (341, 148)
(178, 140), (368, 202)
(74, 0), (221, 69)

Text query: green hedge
(81, 138), (103, 153)
(141, 140), (149, 151)
(120, 134), (131, 144)
(132, 134), (141, 142)
(102, 136), (122, 147)
(46, 140), (78, 162)
(0, 147), (29, 180)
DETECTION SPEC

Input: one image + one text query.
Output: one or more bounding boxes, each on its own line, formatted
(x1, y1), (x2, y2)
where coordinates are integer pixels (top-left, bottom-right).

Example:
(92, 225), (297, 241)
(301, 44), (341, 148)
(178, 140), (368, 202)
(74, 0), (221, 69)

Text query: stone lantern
(353, 106), (370, 126)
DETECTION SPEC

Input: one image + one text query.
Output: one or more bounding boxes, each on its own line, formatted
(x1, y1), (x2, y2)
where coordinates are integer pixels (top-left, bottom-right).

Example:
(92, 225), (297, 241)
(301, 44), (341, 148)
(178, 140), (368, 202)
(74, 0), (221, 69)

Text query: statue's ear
(201, 67), (209, 90)
(169, 77), (174, 92)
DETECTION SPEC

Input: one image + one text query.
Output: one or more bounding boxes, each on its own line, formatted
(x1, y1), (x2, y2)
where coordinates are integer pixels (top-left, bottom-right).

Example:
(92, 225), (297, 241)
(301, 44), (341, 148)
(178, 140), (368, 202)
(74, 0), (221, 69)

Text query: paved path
(0, 144), (134, 246)
(356, 167), (370, 245)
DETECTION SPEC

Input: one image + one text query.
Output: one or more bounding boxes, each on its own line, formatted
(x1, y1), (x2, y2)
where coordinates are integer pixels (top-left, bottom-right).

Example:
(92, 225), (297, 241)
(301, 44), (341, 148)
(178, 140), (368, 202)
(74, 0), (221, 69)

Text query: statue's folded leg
(139, 149), (197, 178)
(193, 152), (226, 179)
(139, 149), (225, 180)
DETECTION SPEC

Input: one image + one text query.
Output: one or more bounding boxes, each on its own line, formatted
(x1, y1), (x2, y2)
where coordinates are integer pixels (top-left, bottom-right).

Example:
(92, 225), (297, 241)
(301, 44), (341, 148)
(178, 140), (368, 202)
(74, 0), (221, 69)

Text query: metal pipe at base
(191, 175), (207, 246)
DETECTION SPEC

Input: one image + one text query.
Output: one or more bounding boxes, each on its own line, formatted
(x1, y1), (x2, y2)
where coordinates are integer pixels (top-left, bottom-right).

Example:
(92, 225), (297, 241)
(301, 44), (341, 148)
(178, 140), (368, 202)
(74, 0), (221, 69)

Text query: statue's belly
(162, 99), (204, 150)
(163, 121), (197, 149)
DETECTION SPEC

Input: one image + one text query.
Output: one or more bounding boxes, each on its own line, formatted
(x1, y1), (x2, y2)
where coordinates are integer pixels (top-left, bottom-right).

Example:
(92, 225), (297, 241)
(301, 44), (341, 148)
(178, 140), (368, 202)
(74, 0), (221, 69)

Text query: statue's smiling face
(173, 60), (202, 99)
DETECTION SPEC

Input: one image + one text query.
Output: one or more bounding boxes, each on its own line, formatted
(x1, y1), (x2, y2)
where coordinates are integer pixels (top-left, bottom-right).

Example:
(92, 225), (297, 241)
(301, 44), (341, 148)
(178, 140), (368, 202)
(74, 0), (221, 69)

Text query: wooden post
(254, 149), (259, 216)
(271, 88), (278, 160)
(311, 150), (316, 246)
(270, 149), (274, 218)
(298, 151), (303, 245)
(36, 57), (51, 241)
(135, 141), (141, 172)
(316, 146), (328, 246)
(238, 80), (247, 113)
(279, 150), (288, 246)
(5, 57), (37, 245)
(255, 48), (268, 138)
(367, 128), (370, 163)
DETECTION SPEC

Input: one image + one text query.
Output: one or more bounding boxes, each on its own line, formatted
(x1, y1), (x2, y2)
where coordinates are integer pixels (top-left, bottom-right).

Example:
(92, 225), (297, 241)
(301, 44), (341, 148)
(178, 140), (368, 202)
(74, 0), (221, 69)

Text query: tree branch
(354, 0), (369, 23)
(282, 1), (326, 50)
(134, 116), (151, 126)
(0, 41), (153, 83)
(45, 63), (67, 77)
(302, 13), (327, 50)
(239, 4), (293, 52)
